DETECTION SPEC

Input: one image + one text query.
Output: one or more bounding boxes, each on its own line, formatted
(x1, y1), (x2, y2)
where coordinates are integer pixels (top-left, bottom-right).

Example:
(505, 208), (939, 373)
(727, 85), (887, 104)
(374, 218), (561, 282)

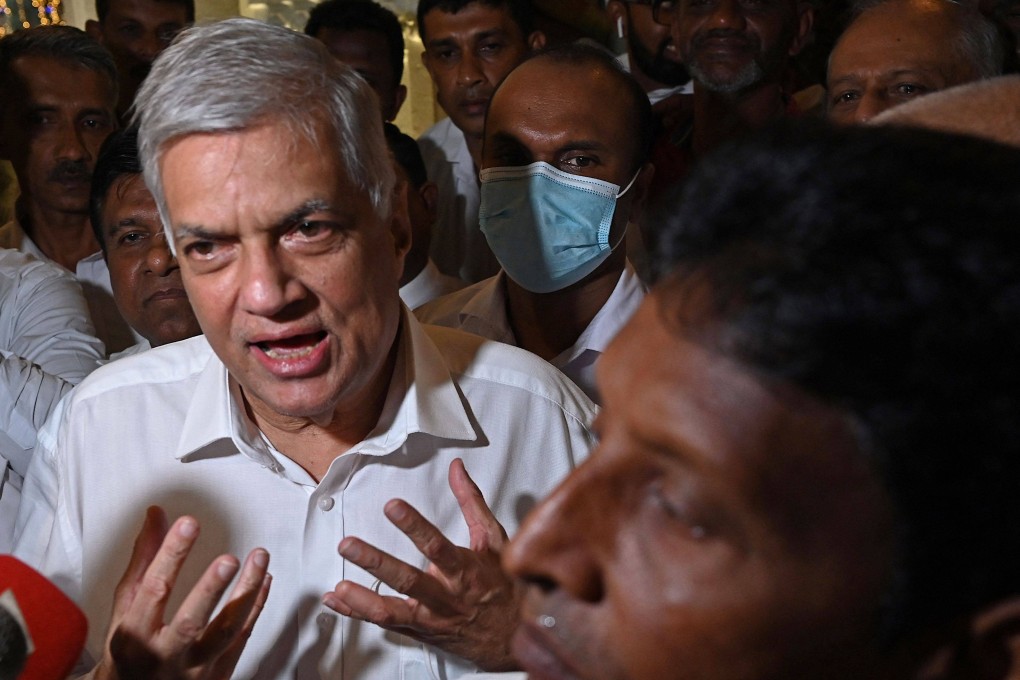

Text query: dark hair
(305, 0), (405, 84)
(501, 42), (654, 172)
(384, 122), (428, 188)
(90, 126), (142, 252)
(0, 25), (118, 110)
(652, 119), (1020, 646)
(95, 0), (195, 23)
(416, 0), (533, 43)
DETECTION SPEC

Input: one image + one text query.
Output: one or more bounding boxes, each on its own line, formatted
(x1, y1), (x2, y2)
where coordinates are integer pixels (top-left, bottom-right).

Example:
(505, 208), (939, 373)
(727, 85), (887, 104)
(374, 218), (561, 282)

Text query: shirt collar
(174, 309), (480, 464)
(455, 273), (516, 344)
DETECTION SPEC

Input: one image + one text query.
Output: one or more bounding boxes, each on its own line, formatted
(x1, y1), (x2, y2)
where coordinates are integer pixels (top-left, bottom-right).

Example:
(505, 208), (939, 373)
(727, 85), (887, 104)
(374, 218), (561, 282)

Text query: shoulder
(423, 323), (597, 422)
(68, 335), (214, 404)
(415, 278), (491, 326)
(418, 118), (464, 161)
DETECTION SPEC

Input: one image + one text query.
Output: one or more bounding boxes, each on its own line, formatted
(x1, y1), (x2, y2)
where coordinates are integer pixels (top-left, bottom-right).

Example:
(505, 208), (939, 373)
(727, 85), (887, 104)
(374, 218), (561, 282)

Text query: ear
(389, 178), (413, 275)
(389, 84), (409, 122)
(85, 19), (105, 43)
(418, 180), (439, 225)
(622, 162), (655, 225)
(528, 30), (547, 52)
(787, 2), (815, 57)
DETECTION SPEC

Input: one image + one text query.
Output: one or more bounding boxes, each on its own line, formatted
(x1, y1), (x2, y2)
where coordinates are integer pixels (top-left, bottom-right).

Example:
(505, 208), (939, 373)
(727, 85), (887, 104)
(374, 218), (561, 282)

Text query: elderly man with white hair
(13, 17), (594, 678)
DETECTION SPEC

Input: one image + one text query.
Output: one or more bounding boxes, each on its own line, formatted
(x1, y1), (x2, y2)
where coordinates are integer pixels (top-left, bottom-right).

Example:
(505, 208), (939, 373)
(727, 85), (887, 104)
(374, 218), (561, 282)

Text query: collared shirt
(0, 219), (141, 354)
(14, 311), (595, 678)
(0, 248), (104, 553)
(400, 259), (466, 311)
(418, 118), (500, 283)
(415, 266), (647, 403)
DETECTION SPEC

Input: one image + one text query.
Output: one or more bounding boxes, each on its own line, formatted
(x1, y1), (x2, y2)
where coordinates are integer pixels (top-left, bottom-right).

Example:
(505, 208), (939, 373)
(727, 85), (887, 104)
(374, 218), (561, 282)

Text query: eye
(430, 47), (459, 64)
(291, 221), (334, 241)
(831, 90), (859, 106)
(478, 39), (505, 56)
(562, 154), (599, 170)
(157, 24), (182, 43)
(648, 478), (710, 540)
(116, 230), (147, 247)
(183, 240), (218, 259)
(82, 115), (111, 130)
(116, 21), (142, 39)
(893, 82), (927, 98)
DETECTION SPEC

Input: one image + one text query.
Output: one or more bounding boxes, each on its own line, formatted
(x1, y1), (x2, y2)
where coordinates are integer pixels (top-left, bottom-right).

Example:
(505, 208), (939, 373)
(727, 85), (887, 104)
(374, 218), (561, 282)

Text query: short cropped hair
(416, 0), (534, 42)
(95, 0), (195, 23)
(384, 123), (428, 188)
(305, 0), (405, 84)
(0, 25), (118, 114)
(845, 0), (1004, 78)
(134, 18), (395, 251)
(653, 120), (1020, 646)
(90, 127), (142, 253)
(504, 43), (654, 173)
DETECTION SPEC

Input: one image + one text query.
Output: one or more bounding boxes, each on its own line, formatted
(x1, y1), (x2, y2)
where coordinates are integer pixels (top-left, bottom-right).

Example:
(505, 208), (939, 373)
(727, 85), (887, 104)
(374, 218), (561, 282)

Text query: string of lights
(0, 0), (61, 38)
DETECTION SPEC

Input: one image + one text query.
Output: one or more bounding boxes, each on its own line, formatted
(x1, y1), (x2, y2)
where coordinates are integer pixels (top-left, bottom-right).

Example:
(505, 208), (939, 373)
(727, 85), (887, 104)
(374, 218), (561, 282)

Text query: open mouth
(254, 331), (327, 360)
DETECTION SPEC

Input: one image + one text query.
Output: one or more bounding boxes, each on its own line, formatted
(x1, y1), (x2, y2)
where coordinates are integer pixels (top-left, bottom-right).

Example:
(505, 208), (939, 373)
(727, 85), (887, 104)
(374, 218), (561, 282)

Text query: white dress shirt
(418, 118), (500, 283)
(14, 311), (595, 678)
(416, 266), (647, 404)
(0, 219), (141, 354)
(0, 248), (104, 552)
(400, 259), (466, 310)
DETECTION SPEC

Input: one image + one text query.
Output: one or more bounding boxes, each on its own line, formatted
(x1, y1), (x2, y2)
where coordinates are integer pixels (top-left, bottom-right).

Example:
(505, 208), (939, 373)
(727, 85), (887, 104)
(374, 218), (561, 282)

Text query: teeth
(261, 343), (316, 359)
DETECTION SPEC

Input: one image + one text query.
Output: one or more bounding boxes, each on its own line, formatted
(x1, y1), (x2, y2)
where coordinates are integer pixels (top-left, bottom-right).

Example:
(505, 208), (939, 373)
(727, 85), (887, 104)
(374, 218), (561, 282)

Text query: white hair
(133, 17), (395, 250)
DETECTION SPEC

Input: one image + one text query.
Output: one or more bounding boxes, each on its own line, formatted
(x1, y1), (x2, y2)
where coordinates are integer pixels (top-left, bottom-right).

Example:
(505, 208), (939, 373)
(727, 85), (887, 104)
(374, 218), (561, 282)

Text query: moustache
(47, 160), (91, 184)
(692, 28), (755, 51)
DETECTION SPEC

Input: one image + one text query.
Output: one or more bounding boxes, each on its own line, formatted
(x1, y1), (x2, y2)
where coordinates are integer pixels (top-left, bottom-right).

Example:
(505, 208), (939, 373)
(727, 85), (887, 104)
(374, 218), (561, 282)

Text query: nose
(457, 51), (485, 88)
(137, 30), (163, 63)
(850, 91), (888, 124)
(237, 245), (307, 318)
(55, 120), (89, 163)
(705, 0), (746, 29)
(147, 231), (178, 276)
(504, 457), (610, 604)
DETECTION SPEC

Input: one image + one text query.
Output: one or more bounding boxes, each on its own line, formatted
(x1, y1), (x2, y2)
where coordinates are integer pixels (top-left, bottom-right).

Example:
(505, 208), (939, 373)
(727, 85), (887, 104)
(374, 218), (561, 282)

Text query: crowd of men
(1, 0), (1019, 677)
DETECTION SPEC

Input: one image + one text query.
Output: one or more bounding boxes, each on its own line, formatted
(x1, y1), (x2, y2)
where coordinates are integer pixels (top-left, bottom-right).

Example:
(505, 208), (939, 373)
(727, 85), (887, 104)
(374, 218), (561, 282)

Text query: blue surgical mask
(479, 161), (639, 294)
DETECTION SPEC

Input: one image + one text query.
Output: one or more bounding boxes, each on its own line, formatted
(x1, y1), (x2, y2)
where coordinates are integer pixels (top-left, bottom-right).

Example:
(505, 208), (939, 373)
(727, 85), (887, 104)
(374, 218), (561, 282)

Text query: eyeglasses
(649, 0), (678, 25)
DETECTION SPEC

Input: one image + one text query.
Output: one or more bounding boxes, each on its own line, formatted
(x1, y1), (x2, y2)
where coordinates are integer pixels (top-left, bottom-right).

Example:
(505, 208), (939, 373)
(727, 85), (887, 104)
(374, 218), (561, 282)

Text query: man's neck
(505, 258), (625, 362)
(244, 325), (401, 483)
(691, 80), (788, 158)
(18, 199), (99, 271)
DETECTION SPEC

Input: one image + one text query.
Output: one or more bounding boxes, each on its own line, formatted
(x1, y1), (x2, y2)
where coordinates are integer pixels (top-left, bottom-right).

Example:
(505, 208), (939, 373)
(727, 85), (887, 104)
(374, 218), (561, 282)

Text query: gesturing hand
(91, 506), (272, 680)
(322, 458), (522, 671)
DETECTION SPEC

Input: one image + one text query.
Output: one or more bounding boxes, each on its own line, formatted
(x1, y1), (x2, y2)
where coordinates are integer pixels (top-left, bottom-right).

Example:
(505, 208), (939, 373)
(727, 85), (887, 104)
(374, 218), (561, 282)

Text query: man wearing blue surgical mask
(417, 44), (654, 403)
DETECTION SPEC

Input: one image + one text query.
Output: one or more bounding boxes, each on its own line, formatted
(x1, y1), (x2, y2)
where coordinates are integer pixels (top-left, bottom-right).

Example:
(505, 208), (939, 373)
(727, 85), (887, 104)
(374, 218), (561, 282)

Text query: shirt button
(318, 496), (335, 512)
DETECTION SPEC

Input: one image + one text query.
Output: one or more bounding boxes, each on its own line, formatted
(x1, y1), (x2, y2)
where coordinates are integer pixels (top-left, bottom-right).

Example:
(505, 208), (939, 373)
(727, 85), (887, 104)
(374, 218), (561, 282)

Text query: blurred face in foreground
(504, 284), (901, 680)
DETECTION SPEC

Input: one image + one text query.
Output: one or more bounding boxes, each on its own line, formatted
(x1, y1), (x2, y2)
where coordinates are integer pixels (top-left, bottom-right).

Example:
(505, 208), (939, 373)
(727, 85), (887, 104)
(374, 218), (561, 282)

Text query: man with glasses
(604, 0), (691, 105)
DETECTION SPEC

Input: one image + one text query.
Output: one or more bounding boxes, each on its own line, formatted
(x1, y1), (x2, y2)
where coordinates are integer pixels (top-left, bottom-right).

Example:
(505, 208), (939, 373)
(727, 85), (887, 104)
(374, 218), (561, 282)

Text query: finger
(449, 459), (508, 551)
(337, 536), (460, 616)
(207, 570), (273, 677)
(164, 554), (240, 651)
(384, 499), (464, 573)
(189, 548), (270, 666)
(112, 506), (169, 623)
(130, 515), (201, 633)
(322, 579), (419, 629)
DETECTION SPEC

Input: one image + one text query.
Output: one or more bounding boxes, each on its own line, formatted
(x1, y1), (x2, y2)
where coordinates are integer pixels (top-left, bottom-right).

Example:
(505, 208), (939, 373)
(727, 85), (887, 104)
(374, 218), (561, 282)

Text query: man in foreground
(14, 18), (594, 677)
(505, 121), (1020, 678)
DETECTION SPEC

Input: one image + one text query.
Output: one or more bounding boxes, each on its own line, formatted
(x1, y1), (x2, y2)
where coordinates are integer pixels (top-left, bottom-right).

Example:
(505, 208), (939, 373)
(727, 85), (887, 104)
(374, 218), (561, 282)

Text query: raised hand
(91, 506), (271, 680)
(323, 459), (521, 671)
